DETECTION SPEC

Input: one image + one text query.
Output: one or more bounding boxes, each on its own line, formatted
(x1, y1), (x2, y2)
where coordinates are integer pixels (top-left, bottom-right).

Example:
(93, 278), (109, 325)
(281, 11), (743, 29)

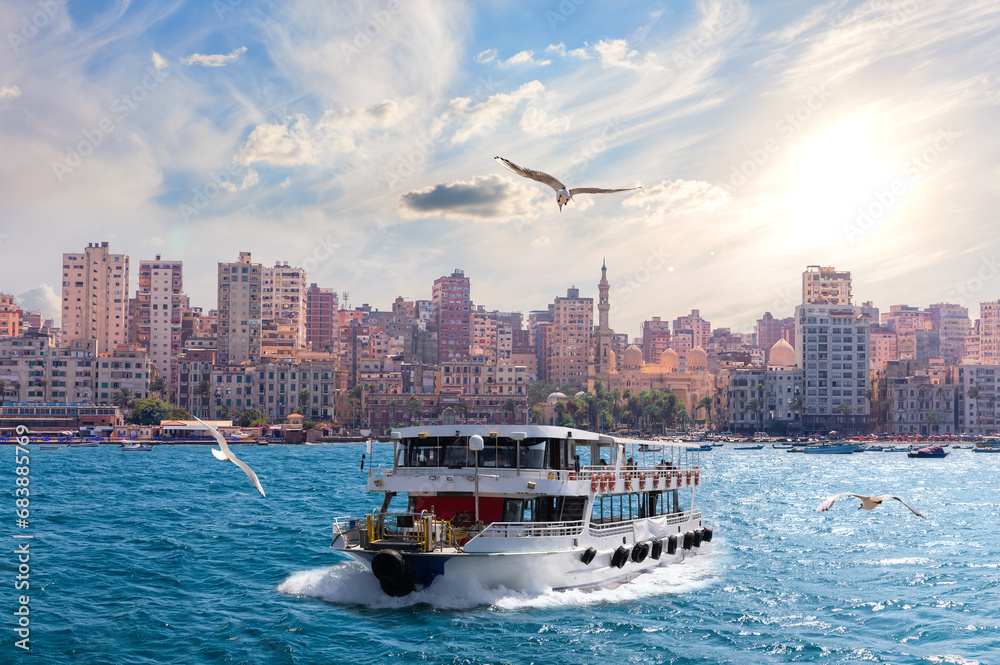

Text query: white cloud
(530, 236), (551, 247)
(396, 174), (544, 220)
(501, 50), (551, 67)
(0, 85), (22, 99)
(221, 167), (260, 192)
(623, 179), (731, 222)
(519, 106), (571, 136)
(475, 48), (497, 64)
(318, 98), (412, 132)
(235, 116), (316, 166)
(151, 51), (168, 70)
(182, 46), (247, 67)
(546, 43), (590, 59)
(594, 38), (656, 70)
(17, 285), (61, 324)
(433, 80), (545, 143)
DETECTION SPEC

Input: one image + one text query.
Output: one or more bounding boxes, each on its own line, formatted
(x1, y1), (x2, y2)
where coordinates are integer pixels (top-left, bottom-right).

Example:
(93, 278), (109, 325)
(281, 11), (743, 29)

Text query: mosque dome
(769, 338), (796, 367)
(659, 347), (679, 371)
(607, 348), (617, 373)
(622, 344), (643, 369)
(688, 346), (708, 371)
(546, 392), (568, 403)
(574, 391), (586, 398)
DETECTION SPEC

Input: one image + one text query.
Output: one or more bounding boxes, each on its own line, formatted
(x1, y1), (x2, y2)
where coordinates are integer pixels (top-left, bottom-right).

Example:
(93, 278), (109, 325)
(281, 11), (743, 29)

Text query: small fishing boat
(908, 444), (949, 458)
(120, 443), (153, 451)
(771, 444), (795, 449)
(972, 446), (1000, 454)
(69, 442), (99, 448)
(734, 444), (764, 450)
(39, 445), (59, 450)
(803, 442), (857, 454)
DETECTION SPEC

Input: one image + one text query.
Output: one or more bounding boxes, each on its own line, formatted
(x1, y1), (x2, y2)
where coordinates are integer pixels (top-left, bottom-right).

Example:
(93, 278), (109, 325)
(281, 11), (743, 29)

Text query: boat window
(522, 439), (548, 468)
(501, 499), (524, 522)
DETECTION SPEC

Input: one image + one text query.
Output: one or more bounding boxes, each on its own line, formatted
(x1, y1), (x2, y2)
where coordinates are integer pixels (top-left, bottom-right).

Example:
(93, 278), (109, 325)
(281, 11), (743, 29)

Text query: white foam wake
(278, 551), (723, 611)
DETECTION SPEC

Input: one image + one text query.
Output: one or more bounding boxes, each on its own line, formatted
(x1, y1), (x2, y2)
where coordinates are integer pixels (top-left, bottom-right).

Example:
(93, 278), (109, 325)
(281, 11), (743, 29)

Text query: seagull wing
(816, 491), (856, 512)
(230, 456), (266, 497)
(194, 415), (266, 497)
(569, 186), (642, 195)
(886, 495), (926, 518)
(494, 156), (566, 191)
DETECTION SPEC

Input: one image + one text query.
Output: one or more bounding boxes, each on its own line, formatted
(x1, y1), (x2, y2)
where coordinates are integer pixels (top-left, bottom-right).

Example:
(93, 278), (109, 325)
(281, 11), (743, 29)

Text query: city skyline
(2, 1), (999, 335)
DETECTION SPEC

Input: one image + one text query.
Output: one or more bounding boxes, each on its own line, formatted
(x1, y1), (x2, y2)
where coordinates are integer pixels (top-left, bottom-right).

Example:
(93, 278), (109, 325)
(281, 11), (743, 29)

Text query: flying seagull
(816, 492), (925, 518)
(494, 156), (640, 211)
(194, 416), (266, 497)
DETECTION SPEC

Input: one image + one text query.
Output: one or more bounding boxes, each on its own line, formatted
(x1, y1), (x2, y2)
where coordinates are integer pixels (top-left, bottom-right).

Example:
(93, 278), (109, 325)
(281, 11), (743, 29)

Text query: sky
(1, 0), (999, 338)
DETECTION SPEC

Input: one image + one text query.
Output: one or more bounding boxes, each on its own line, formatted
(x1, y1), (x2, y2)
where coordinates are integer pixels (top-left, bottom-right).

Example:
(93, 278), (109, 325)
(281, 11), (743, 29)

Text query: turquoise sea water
(2, 443), (998, 664)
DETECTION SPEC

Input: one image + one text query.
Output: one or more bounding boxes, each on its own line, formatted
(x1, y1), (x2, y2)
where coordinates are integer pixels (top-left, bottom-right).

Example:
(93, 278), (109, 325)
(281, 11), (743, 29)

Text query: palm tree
(697, 396), (713, 431)
(298, 388), (310, 411)
(149, 377), (166, 399)
(554, 401), (566, 426)
(405, 396), (423, 425)
(112, 387), (136, 412)
(454, 399), (470, 424)
(348, 384), (365, 428)
(565, 399), (579, 426)
(37, 378), (48, 401)
(967, 385), (982, 400)
(924, 411), (942, 436)
(743, 398), (760, 434)
(835, 401), (853, 435)
(502, 398), (517, 424)
(193, 380), (210, 418)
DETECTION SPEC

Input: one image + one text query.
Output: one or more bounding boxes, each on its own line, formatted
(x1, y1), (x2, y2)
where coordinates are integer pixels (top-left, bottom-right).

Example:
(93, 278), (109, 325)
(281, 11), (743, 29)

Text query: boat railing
(588, 510), (701, 538)
(473, 520), (585, 540)
(372, 465), (702, 490)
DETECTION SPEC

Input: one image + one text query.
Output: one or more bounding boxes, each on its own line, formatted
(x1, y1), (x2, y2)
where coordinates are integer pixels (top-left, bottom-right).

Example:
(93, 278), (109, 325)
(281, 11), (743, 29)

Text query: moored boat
(331, 425), (712, 597)
(803, 442), (858, 454)
(120, 443), (153, 451)
(734, 444), (763, 450)
(908, 444), (949, 458)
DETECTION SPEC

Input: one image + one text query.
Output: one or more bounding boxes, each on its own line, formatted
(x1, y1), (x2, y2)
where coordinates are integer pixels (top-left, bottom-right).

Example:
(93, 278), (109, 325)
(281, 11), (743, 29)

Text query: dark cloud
(396, 174), (542, 220)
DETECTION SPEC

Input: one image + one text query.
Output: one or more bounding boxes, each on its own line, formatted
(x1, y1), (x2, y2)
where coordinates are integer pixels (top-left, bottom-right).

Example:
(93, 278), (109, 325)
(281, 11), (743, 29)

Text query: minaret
(593, 259), (614, 379)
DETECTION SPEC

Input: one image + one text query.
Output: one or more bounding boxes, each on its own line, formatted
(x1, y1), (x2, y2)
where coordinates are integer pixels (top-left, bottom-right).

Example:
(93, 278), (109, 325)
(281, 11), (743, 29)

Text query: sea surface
(2, 442), (998, 664)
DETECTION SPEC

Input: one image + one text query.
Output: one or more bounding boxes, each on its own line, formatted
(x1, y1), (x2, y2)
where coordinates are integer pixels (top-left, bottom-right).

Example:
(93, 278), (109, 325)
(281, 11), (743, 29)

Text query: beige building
(802, 265), (852, 306)
(61, 242), (130, 354)
(547, 287), (593, 388)
(136, 256), (187, 385)
(0, 294), (22, 338)
(261, 261), (308, 357)
(217, 251), (262, 364)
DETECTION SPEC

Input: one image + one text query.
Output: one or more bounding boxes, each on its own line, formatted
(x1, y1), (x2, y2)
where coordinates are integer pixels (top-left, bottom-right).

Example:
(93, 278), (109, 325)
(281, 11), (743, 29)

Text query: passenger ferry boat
(331, 425), (713, 597)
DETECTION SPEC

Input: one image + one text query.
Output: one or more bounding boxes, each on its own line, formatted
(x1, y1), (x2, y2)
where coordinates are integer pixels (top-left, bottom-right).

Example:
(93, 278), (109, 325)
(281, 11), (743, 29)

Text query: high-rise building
(794, 303), (871, 431)
(135, 256), (186, 385)
(547, 286), (593, 388)
(927, 303), (969, 364)
(306, 283), (339, 354)
(0, 294), (22, 338)
(881, 305), (931, 360)
(61, 242), (130, 354)
(432, 269), (473, 362)
(217, 251), (262, 365)
(673, 310), (711, 349)
(641, 316), (671, 364)
(802, 265), (852, 305)
(261, 262), (308, 358)
(978, 300), (1000, 365)
(755, 312), (795, 360)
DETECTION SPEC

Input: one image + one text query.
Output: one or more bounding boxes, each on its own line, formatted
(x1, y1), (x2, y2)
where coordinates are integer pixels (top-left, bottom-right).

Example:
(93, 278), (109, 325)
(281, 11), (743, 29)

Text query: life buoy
(694, 469), (700, 486)
(569, 471), (577, 481)
(609, 473), (617, 491)
(675, 470), (682, 485)
(639, 472), (647, 489)
(686, 469), (692, 485)
(600, 473), (608, 493)
(547, 471), (555, 480)
(591, 474), (599, 493)
(652, 472), (660, 489)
